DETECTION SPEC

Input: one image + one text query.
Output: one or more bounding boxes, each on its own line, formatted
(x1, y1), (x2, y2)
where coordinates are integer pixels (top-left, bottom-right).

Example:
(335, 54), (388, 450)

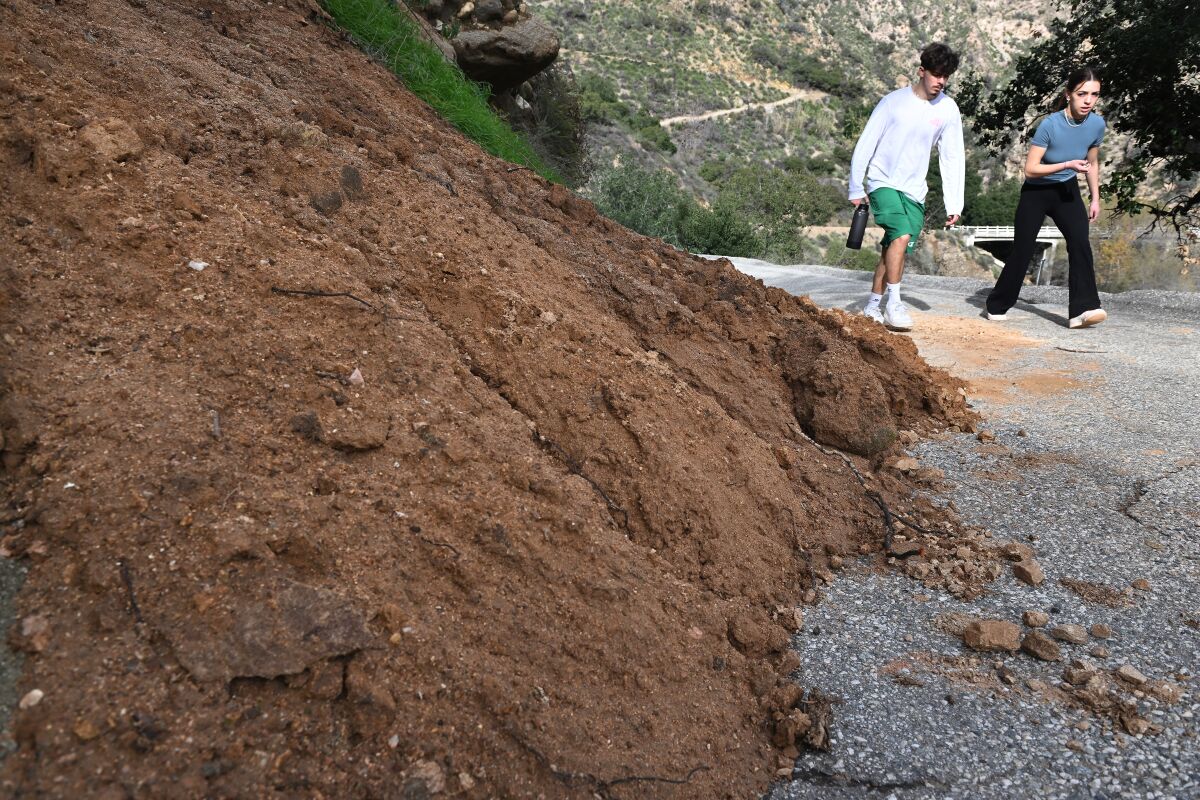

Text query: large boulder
(452, 17), (559, 91)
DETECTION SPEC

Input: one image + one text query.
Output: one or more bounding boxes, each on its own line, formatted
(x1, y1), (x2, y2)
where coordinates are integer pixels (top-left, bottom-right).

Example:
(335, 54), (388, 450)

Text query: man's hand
(1088, 199), (1101, 222)
(851, 197), (863, 206)
(945, 214), (960, 227)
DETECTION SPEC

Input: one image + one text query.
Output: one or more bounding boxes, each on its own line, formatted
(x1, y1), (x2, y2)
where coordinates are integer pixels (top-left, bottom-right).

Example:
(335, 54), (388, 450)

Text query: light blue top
(1026, 110), (1106, 184)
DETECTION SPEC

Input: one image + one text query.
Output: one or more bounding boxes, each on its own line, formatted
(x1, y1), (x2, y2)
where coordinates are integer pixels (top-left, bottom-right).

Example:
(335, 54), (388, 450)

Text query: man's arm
(848, 98), (889, 204)
(938, 110), (965, 225)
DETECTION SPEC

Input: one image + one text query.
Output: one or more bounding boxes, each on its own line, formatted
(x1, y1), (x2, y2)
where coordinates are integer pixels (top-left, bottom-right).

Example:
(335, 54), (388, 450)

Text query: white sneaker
(986, 311), (1008, 321)
(1068, 309), (1107, 329)
(883, 302), (913, 331)
(862, 304), (885, 324)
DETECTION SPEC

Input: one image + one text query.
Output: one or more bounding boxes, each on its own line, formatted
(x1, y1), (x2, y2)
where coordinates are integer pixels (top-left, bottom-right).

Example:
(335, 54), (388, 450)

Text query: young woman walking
(985, 66), (1107, 328)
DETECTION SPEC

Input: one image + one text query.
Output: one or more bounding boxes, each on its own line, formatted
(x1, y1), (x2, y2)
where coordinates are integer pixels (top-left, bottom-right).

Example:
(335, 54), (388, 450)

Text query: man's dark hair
(920, 42), (960, 76)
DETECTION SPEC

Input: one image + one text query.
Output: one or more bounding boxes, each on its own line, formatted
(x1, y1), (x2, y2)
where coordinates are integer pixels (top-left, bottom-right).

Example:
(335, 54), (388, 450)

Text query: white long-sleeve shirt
(848, 87), (965, 216)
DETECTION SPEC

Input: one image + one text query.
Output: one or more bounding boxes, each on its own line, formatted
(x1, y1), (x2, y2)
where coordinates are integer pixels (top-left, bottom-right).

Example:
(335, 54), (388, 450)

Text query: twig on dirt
(789, 428), (934, 550)
(118, 557), (144, 624)
(270, 286), (374, 309)
(413, 168), (458, 195)
(600, 765), (711, 793)
(210, 410), (222, 440)
(413, 532), (461, 560)
(499, 721), (707, 799)
(1054, 346), (1109, 354)
(314, 369), (350, 385)
(505, 166), (531, 173)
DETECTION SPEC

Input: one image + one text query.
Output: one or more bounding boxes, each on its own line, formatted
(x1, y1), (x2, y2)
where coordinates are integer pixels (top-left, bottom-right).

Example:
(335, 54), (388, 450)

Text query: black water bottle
(847, 201), (870, 249)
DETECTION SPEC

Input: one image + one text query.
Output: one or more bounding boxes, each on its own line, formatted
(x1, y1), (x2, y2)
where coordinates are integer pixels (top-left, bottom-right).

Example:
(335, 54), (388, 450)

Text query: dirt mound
(0, 0), (973, 796)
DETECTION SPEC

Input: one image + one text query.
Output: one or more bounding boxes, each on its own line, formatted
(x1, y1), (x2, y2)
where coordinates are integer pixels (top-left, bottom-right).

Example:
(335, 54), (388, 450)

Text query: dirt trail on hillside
(0, 1), (976, 797)
(659, 89), (826, 128)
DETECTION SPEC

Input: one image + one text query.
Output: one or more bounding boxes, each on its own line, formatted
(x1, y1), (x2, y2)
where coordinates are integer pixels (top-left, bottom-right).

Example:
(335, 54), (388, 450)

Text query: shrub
(961, 178), (1021, 226)
(823, 241), (879, 272)
(505, 65), (591, 188)
(680, 202), (761, 256)
(717, 164), (842, 226)
(589, 163), (691, 245)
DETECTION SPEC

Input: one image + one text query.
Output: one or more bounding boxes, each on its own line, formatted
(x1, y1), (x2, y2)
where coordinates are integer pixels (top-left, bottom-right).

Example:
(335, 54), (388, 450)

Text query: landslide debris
(0, 0), (973, 796)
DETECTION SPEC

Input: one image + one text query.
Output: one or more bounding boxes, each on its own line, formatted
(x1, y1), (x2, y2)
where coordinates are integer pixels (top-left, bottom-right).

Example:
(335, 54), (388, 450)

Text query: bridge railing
(961, 225), (1063, 240)
(958, 225), (1111, 240)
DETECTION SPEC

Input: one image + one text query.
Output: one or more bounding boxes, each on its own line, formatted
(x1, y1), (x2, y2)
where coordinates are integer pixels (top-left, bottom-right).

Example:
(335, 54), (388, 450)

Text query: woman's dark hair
(1054, 66), (1101, 110)
(920, 42), (960, 76)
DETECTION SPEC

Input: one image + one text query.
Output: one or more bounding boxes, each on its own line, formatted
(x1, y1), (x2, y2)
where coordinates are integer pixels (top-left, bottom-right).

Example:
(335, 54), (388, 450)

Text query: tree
(958, 0), (1200, 233)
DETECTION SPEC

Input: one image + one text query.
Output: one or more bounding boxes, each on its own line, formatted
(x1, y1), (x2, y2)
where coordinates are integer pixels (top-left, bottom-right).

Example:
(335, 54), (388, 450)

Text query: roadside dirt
(0, 0), (976, 797)
(910, 315), (1104, 406)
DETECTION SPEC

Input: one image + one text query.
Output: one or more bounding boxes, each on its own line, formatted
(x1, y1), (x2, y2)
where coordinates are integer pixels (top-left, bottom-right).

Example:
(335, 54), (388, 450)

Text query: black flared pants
(986, 181), (1101, 320)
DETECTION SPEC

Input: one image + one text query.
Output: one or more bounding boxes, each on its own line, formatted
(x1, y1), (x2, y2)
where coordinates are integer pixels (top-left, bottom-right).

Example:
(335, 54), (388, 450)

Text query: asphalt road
(718, 259), (1200, 800)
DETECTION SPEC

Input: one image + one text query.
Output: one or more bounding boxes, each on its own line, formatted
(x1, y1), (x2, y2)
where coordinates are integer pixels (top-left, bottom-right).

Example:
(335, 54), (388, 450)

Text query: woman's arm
(1023, 144), (1090, 179)
(1085, 145), (1101, 221)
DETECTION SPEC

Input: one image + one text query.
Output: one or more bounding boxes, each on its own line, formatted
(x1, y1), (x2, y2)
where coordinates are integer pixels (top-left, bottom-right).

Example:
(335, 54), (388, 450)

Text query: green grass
(320, 0), (559, 181)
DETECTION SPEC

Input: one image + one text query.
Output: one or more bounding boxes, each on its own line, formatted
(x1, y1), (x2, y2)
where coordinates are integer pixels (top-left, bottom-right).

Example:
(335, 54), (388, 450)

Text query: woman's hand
(1089, 198), (1101, 222)
(1069, 159), (1091, 172)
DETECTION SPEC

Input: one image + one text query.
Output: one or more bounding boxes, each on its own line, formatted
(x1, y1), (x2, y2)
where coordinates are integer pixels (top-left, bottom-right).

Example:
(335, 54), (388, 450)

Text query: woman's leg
(986, 185), (1048, 315)
(1046, 185), (1101, 320)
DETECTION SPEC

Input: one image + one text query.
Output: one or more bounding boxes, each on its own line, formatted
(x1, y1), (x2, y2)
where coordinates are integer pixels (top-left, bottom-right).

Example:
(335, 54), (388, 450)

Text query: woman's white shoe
(1068, 309), (1107, 329)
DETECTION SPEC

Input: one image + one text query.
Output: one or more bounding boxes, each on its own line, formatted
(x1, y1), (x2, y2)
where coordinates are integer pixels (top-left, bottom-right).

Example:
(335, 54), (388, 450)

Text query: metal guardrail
(962, 226), (1064, 240)
(959, 225), (1111, 241)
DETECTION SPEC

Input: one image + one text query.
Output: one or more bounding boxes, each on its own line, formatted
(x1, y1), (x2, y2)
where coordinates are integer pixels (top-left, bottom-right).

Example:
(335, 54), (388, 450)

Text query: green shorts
(869, 187), (924, 253)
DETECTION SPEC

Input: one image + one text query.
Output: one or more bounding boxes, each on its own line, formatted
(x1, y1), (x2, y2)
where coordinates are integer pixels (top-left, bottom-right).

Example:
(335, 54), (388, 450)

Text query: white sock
(886, 283), (902, 304)
(865, 292), (883, 309)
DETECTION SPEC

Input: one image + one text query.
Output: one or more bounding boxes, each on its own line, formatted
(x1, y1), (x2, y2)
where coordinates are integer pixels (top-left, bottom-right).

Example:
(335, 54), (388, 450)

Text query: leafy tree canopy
(957, 0), (1200, 232)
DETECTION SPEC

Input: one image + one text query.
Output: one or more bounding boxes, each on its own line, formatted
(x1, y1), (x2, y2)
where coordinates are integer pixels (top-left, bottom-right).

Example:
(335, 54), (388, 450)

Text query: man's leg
(879, 236), (913, 330)
(871, 236), (911, 293)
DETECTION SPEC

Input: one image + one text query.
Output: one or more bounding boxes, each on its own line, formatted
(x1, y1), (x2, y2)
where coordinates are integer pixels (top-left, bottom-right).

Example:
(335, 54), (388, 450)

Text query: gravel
(726, 260), (1200, 800)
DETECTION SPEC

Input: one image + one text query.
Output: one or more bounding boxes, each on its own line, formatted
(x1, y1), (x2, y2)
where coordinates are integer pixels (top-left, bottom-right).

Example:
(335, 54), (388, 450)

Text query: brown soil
(0, 1), (975, 797)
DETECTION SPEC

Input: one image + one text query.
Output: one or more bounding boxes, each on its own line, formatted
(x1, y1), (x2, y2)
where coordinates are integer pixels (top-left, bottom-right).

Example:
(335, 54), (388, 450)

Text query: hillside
(539, 0), (1047, 199)
(0, 0), (982, 797)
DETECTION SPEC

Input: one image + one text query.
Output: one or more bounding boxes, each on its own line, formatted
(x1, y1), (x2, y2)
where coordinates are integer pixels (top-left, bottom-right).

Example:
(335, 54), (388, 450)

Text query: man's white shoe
(883, 302), (913, 331)
(1068, 308), (1107, 329)
(986, 311), (1008, 321)
(862, 305), (885, 324)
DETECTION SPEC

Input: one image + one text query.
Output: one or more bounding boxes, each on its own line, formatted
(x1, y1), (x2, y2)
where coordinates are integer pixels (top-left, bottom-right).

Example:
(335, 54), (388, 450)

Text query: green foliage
(823, 240), (880, 272)
(962, 178), (1022, 226)
(749, 42), (863, 98)
(924, 159), (983, 227)
(715, 165), (842, 227)
(631, 110), (677, 154)
(959, 0), (1200, 230)
(506, 66), (592, 188)
(577, 73), (626, 124)
(587, 163), (760, 257)
(576, 74), (675, 153)
(783, 153), (838, 177)
(320, 0), (557, 181)
(679, 202), (762, 257)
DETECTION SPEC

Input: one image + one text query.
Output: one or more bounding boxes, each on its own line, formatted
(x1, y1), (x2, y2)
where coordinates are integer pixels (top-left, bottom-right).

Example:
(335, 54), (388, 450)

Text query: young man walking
(848, 42), (965, 331)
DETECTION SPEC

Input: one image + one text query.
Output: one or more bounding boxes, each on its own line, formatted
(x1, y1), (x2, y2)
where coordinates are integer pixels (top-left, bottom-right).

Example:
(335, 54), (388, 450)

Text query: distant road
(660, 88), (827, 128)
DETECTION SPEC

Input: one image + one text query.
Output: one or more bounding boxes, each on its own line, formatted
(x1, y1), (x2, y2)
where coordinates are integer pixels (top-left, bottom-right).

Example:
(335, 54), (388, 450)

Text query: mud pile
(0, 0), (973, 796)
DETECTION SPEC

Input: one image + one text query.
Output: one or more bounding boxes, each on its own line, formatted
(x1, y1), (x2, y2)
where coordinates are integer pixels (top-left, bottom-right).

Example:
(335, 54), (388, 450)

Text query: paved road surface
(719, 259), (1200, 800)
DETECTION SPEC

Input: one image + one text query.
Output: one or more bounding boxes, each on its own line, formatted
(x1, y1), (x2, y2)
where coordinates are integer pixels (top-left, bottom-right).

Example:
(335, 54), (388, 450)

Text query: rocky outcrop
(412, 0), (559, 92)
(452, 16), (559, 91)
